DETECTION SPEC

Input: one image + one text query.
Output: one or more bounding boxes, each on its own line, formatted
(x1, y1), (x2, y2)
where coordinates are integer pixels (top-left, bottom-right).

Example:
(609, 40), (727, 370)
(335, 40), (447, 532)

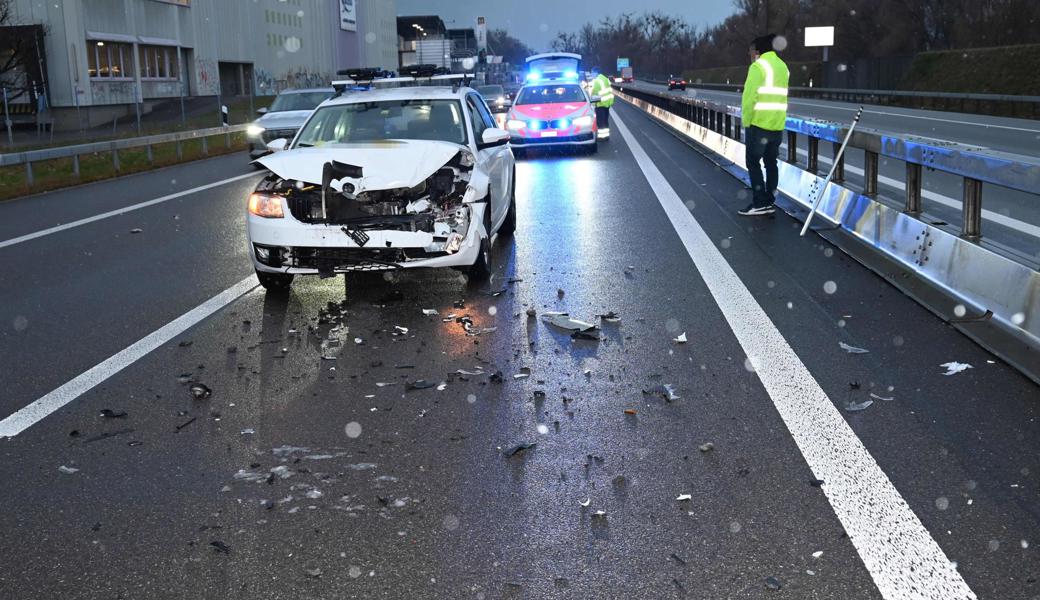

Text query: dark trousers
(595, 106), (610, 129)
(745, 126), (783, 208)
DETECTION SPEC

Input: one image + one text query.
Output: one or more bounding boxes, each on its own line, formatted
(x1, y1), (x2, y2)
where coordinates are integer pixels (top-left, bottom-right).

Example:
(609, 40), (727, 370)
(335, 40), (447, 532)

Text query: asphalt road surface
(0, 100), (1038, 600)
(631, 81), (1040, 266)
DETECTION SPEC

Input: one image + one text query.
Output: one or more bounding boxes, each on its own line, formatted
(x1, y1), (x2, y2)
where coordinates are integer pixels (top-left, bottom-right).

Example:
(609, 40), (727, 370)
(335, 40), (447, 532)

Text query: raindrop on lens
(953, 304), (966, 317)
(720, 238), (732, 249)
(488, 306), (497, 316)
(935, 496), (950, 511)
(466, 394), (476, 404)
(284, 37), (301, 53)
(1011, 312), (1025, 325)
(893, 336), (904, 346)
(13, 315), (28, 332)
(537, 424), (549, 435)
(743, 356), (757, 373)
(824, 248), (834, 258)
(349, 566), (362, 578)
(767, 280), (776, 288)
(771, 35), (788, 52)
(823, 281), (837, 294)
(729, 521), (742, 533)
(665, 318), (680, 333)
(345, 422), (362, 438)
(988, 540), (1000, 552)
(442, 515), (460, 531)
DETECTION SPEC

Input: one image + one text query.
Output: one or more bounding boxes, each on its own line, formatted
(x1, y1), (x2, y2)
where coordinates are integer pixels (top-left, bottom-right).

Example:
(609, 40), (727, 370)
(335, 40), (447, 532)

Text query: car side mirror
(479, 128), (510, 149)
(591, 95), (602, 103)
(256, 107), (268, 116)
(266, 138), (288, 152)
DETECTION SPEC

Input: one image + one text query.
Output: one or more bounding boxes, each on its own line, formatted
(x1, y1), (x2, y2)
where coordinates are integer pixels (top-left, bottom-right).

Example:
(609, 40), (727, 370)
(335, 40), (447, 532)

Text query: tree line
(549, 0), (1040, 75)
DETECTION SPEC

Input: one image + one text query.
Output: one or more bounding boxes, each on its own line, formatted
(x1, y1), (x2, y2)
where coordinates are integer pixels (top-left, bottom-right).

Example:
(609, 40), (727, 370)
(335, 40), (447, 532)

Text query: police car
(505, 53), (599, 156)
(246, 67), (516, 291)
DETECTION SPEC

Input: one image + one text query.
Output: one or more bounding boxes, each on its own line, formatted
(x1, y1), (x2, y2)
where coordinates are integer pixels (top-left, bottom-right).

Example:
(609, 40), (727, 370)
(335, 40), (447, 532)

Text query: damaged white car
(247, 85), (516, 291)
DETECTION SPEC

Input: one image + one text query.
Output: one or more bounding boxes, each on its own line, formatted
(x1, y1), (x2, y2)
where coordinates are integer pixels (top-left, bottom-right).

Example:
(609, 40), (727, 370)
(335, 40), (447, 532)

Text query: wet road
(0, 101), (1038, 599)
(630, 81), (1040, 266)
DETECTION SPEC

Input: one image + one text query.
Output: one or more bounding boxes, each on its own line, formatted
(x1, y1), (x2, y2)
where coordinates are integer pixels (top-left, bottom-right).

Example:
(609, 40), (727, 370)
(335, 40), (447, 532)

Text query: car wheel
(500, 169), (517, 235)
(588, 141), (599, 155)
(256, 270), (293, 292)
(467, 205), (493, 281)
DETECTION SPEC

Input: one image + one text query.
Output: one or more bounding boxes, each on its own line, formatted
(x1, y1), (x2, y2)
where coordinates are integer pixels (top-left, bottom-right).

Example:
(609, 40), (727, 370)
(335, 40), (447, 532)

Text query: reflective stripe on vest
(753, 102), (788, 110)
(752, 57), (788, 114)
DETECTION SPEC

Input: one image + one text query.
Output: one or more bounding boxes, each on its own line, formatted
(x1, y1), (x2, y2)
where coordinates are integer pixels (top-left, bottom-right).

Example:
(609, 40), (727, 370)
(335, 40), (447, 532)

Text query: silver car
(247, 88), (334, 159)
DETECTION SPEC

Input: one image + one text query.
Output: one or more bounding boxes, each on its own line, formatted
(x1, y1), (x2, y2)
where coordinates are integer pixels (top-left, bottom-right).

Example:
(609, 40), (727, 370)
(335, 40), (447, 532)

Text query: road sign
(804, 26), (835, 47)
(616, 58), (630, 70)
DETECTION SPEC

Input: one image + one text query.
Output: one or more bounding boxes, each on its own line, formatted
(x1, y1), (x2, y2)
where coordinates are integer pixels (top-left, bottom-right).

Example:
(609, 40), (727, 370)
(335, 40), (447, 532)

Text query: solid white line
(614, 111), (976, 600)
(0, 172), (258, 250)
(797, 149), (1040, 238)
(0, 276), (257, 438)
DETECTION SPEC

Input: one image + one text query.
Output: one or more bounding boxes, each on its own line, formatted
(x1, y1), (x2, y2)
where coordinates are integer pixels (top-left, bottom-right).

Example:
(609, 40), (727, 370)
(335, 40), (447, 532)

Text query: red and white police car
(504, 53), (599, 156)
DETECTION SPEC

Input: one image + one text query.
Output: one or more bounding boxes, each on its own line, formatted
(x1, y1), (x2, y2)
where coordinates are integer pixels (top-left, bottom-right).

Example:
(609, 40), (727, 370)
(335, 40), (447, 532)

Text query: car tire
(467, 205), (493, 281)
(588, 141), (599, 155)
(256, 270), (293, 292)
(499, 169), (517, 235)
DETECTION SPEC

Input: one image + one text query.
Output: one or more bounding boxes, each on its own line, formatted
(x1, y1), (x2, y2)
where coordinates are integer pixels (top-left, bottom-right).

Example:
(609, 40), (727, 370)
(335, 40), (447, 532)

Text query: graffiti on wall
(90, 81), (135, 105)
(194, 58), (219, 96)
(278, 67), (330, 92)
(254, 67), (276, 96)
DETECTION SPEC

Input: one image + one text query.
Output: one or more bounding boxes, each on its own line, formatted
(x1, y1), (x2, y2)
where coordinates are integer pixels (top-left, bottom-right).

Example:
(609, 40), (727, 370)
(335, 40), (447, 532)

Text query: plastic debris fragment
(674, 332), (688, 344)
(58, 465), (79, 474)
(844, 399), (873, 412)
(579, 498), (591, 507)
(839, 341), (869, 354)
(99, 409), (127, 419)
(422, 309), (439, 316)
(542, 312), (598, 333)
(189, 383), (212, 400)
(940, 362), (973, 376)
(210, 541), (231, 554)
(869, 393), (895, 402)
(699, 442), (714, 452)
(643, 384), (680, 402)
(503, 442), (536, 457)
(676, 494), (692, 501)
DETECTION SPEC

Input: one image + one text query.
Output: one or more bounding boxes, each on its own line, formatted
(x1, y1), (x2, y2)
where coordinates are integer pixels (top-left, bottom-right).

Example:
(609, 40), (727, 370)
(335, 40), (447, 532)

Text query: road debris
(85, 428), (134, 443)
(579, 498), (591, 507)
(844, 399), (874, 412)
(542, 312), (598, 334)
(839, 341), (869, 354)
(503, 442), (536, 457)
(623, 409), (637, 415)
(175, 417), (196, 432)
(422, 309), (439, 316)
(99, 409), (127, 419)
(699, 442), (714, 453)
(592, 510), (607, 519)
(130, 228), (142, 234)
(643, 384), (680, 402)
(809, 479), (825, 487)
(189, 383), (212, 400)
(598, 311), (621, 323)
(670, 553), (687, 565)
(58, 465), (79, 474)
(406, 380), (436, 391)
(210, 541), (231, 554)
(940, 362), (973, 376)
(241, 428), (256, 435)
(305, 568), (322, 578)
(676, 494), (692, 501)
(812, 551), (824, 559)
(870, 393), (895, 402)
(674, 332), (688, 344)
(765, 576), (782, 590)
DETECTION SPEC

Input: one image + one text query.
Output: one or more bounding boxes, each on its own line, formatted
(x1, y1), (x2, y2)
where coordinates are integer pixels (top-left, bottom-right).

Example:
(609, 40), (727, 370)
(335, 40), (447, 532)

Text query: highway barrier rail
(615, 83), (1040, 383)
(642, 79), (1040, 119)
(0, 124), (248, 187)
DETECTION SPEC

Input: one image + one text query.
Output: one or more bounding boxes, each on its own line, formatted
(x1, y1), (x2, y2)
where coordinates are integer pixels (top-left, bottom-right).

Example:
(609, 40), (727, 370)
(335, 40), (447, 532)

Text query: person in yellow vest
(588, 68), (615, 140)
(738, 34), (789, 216)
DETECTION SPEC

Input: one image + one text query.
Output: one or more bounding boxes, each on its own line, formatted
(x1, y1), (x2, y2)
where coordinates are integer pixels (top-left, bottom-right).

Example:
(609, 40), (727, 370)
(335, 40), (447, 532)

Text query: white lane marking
(0, 172), (258, 250)
(659, 84), (1040, 133)
(795, 149), (1040, 238)
(0, 276), (257, 438)
(614, 111), (976, 600)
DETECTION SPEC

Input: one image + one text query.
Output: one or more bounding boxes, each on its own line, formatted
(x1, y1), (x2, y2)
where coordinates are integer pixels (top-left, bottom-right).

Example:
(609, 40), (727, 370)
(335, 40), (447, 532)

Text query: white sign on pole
(804, 26), (835, 47)
(339, 0), (357, 32)
(476, 16), (487, 51)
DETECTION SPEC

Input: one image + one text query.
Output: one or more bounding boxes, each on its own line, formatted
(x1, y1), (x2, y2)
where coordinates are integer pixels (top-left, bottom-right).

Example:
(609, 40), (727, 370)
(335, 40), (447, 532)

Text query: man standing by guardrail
(738, 34), (789, 217)
(589, 67), (615, 140)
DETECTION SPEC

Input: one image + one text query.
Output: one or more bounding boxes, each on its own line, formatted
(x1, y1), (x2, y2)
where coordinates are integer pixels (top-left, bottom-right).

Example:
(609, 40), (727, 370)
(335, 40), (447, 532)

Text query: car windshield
(268, 91), (333, 112)
(515, 84), (585, 105)
(294, 99), (467, 146)
(476, 85), (504, 98)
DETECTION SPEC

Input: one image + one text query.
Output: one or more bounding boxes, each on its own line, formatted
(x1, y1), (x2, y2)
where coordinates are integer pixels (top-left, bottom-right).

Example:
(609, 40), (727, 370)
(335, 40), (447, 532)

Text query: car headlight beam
(574, 115), (594, 127)
(506, 119), (525, 130)
(248, 193), (284, 218)
(246, 124), (265, 138)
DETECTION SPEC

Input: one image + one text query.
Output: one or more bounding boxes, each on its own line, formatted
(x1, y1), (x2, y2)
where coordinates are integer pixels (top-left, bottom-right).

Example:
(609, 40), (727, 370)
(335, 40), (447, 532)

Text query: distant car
(668, 76), (687, 91)
(247, 83), (516, 291)
(246, 88), (335, 159)
(476, 84), (510, 113)
(505, 80), (597, 156)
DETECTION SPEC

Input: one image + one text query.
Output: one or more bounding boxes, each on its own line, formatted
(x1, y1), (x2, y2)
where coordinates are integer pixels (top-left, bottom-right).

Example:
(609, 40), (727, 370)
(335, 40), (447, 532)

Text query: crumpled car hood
(256, 140), (464, 190)
(256, 110), (313, 130)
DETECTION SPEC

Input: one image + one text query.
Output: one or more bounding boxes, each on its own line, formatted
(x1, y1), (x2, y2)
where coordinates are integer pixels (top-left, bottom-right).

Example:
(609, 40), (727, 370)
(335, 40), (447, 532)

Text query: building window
(87, 41), (134, 79)
(138, 45), (179, 80)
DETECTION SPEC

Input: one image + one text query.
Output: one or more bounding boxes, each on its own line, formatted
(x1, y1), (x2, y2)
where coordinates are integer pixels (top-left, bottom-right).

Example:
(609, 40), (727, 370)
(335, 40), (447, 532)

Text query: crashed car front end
(247, 146), (487, 276)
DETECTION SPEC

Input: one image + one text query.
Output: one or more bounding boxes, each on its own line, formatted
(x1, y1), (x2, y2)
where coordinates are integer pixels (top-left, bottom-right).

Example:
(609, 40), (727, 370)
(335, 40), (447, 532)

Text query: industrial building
(2, 0), (397, 129)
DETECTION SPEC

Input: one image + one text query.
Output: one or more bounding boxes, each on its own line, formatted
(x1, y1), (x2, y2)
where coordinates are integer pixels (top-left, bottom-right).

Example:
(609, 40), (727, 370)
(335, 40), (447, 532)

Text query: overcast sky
(394, 0), (736, 51)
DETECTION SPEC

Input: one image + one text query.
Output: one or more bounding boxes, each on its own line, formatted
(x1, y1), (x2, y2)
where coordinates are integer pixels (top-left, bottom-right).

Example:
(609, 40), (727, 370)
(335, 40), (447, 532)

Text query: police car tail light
(248, 193), (284, 218)
(506, 119), (525, 130)
(573, 115), (593, 127)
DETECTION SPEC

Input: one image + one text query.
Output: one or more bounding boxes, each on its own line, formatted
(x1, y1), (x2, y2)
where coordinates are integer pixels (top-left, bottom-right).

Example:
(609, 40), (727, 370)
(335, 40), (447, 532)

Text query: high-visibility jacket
(741, 51), (789, 131)
(589, 74), (615, 108)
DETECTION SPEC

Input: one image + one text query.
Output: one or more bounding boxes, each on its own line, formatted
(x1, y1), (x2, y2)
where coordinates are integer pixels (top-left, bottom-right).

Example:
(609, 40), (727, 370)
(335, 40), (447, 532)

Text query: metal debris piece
(175, 417), (196, 431)
(422, 309), (439, 316)
(598, 311), (621, 323)
(394, 325), (409, 335)
(844, 399), (874, 412)
(406, 380), (436, 390)
(129, 228), (142, 234)
(579, 498), (591, 507)
(189, 383), (212, 400)
(436, 382), (447, 391)
(839, 341), (869, 354)
(58, 465), (79, 474)
(699, 442), (714, 453)
(542, 312), (598, 333)
(643, 384), (680, 402)
(241, 428), (255, 435)
(812, 551), (823, 559)
(676, 494), (692, 501)
(671, 553), (687, 565)
(456, 369), (485, 376)
(503, 442), (536, 457)
(99, 409), (127, 419)
(513, 373), (530, 380)
(870, 393), (895, 402)
(940, 361), (973, 376)
(674, 332), (688, 344)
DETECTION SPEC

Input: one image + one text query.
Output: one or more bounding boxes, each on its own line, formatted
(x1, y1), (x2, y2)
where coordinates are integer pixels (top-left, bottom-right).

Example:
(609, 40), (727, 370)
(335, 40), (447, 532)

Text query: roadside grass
(0, 132), (248, 202)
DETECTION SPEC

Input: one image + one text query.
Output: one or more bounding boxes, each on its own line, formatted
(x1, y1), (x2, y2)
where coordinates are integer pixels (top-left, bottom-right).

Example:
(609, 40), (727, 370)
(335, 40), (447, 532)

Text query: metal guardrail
(640, 79), (1040, 118)
(615, 83), (1040, 383)
(0, 124), (249, 186)
(617, 83), (1040, 244)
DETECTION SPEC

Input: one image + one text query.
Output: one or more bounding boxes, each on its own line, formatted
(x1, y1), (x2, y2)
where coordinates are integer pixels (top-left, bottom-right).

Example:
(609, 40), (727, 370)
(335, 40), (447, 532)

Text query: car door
(466, 93), (511, 231)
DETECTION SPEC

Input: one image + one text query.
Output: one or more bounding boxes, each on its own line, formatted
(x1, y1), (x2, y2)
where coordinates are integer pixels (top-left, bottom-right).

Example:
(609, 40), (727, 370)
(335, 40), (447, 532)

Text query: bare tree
(0, 0), (47, 104)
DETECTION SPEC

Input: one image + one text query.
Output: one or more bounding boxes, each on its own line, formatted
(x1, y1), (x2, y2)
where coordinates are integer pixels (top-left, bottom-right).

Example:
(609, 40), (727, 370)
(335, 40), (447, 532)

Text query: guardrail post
(176, 139), (183, 160)
(724, 114), (732, 139)
(25, 160), (34, 186)
(225, 131), (231, 149)
(112, 148), (120, 172)
(201, 135), (209, 156)
(786, 131), (797, 163)
(831, 141), (845, 183)
(146, 144), (153, 164)
(72, 154), (80, 178)
(961, 177), (983, 241)
(863, 151), (878, 196)
(807, 137), (819, 174)
(905, 163), (922, 214)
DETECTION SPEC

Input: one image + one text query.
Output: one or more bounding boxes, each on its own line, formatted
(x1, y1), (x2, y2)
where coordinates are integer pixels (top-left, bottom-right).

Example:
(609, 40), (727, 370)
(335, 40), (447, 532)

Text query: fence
(614, 83), (1040, 383)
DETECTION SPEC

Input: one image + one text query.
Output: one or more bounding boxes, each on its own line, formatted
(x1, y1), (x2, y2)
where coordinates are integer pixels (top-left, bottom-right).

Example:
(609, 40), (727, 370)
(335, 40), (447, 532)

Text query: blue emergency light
(526, 71), (541, 82)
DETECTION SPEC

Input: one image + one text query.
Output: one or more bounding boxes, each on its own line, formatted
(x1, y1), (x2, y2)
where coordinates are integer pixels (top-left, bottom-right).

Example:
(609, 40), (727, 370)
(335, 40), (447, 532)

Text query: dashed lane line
(614, 110), (976, 600)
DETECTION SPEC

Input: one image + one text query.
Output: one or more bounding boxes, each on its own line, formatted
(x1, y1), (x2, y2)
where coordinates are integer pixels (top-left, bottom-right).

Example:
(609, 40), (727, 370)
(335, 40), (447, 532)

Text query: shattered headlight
(459, 150), (475, 169)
